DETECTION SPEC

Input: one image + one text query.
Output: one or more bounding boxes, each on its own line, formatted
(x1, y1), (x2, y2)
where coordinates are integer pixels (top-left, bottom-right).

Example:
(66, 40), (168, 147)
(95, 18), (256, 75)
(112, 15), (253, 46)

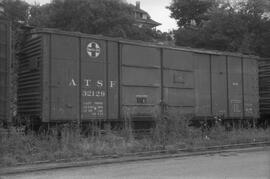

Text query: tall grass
(1, 115), (270, 167)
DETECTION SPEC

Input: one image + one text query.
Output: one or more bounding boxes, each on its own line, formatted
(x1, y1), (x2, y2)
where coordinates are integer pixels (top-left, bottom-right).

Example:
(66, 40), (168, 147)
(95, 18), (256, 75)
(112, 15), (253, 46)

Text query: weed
(1, 117), (270, 167)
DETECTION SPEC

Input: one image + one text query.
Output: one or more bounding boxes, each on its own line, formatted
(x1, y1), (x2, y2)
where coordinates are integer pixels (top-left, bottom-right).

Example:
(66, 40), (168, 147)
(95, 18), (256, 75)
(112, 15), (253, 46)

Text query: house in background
(132, 1), (161, 29)
(52, 0), (161, 29)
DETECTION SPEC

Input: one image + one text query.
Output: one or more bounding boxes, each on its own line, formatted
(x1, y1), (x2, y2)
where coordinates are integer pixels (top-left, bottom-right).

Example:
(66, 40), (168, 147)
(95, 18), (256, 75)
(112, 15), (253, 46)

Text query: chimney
(136, 1), (140, 9)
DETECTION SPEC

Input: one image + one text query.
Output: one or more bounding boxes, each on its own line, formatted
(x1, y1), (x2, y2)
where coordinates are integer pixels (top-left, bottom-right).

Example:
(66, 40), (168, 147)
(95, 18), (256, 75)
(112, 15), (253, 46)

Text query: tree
(28, 0), (166, 41)
(174, 27), (203, 47)
(169, 0), (270, 57)
(167, 0), (215, 27)
(1, 0), (31, 118)
(2, 0), (30, 28)
(29, 0), (134, 37)
(256, 20), (270, 57)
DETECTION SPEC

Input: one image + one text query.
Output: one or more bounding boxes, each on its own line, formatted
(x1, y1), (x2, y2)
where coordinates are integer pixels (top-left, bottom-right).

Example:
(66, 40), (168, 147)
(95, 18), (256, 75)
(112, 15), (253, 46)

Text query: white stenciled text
(69, 78), (117, 88)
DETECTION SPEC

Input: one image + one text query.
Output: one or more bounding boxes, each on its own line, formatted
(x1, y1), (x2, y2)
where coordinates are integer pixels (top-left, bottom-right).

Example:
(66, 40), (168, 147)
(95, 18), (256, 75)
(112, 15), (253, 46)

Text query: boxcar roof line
(30, 28), (259, 60)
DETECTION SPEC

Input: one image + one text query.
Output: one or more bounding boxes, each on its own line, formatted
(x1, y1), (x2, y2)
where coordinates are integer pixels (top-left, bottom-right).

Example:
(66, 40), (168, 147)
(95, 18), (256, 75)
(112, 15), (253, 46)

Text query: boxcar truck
(0, 7), (11, 128)
(17, 28), (260, 130)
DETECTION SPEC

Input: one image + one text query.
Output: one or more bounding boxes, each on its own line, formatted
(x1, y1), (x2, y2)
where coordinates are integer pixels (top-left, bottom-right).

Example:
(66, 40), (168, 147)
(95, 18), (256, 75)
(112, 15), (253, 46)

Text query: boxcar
(17, 28), (259, 126)
(0, 16), (11, 126)
(259, 58), (270, 125)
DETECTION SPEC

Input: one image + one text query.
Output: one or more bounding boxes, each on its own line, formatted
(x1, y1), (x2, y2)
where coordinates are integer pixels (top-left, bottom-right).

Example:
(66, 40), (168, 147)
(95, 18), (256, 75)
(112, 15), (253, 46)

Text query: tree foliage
(1, 0), (170, 42)
(2, 0), (31, 49)
(167, 0), (215, 27)
(28, 0), (165, 41)
(2, 0), (30, 28)
(29, 0), (134, 37)
(170, 0), (270, 57)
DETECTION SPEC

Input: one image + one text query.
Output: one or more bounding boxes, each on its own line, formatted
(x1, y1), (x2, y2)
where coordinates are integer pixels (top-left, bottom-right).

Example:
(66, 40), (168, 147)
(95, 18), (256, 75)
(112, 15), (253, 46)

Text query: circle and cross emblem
(87, 42), (101, 58)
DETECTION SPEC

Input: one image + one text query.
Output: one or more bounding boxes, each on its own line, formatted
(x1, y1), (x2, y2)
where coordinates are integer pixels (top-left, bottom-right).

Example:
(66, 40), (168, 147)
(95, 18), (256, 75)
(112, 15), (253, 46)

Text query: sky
(24, 0), (178, 32)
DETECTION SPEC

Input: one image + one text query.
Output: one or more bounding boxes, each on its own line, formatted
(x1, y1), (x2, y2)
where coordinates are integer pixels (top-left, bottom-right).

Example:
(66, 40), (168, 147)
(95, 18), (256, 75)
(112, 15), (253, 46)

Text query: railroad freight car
(259, 58), (270, 126)
(0, 14), (11, 126)
(17, 28), (259, 128)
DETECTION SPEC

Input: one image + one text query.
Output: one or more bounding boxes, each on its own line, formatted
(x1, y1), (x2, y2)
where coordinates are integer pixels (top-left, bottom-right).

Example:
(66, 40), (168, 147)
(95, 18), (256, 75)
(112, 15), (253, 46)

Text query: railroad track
(1, 141), (270, 175)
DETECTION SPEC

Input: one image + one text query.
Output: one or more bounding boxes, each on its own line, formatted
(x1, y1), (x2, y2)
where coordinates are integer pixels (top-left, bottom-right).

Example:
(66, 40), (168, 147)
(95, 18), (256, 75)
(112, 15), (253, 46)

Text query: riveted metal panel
(122, 67), (160, 87)
(80, 38), (106, 120)
(122, 86), (160, 116)
(163, 88), (194, 107)
(121, 44), (161, 117)
(50, 35), (80, 121)
(17, 31), (43, 121)
(23, 31), (119, 122)
(42, 35), (50, 122)
(227, 56), (243, 118)
(0, 19), (11, 123)
(194, 53), (211, 116)
(163, 70), (194, 89)
(166, 107), (195, 117)
(243, 58), (259, 118)
(122, 87), (160, 105)
(259, 58), (270, 116)
(163, 49), (194, 70)
(50, 61), (79, 120)
(162, 49), (195, 115)
(211, 55), (228, 117)
(122, 44), (160, 67)
(107, 41), (119, 119)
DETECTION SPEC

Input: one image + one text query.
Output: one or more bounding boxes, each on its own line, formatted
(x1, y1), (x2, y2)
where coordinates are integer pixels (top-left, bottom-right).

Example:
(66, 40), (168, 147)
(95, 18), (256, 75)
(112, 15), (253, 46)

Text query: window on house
(135, 12), (139, 18)
(142, 14), (148, 20)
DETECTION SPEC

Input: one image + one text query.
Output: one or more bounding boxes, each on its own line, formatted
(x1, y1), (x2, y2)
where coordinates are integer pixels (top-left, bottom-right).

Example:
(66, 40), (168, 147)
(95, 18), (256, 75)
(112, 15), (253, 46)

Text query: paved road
(2, 147), (270, 179)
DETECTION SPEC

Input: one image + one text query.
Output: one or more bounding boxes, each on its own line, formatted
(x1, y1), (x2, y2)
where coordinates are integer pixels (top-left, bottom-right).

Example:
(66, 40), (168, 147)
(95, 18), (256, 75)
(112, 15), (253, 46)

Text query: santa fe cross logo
(87, 42), (101, 58)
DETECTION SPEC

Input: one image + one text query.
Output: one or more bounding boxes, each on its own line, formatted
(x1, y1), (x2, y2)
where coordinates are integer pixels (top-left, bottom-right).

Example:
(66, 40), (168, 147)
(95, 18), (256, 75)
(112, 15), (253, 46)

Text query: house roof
(130, 2), (161, 27)
(133, 7), (148, 15)
(135, 18), (161, 26)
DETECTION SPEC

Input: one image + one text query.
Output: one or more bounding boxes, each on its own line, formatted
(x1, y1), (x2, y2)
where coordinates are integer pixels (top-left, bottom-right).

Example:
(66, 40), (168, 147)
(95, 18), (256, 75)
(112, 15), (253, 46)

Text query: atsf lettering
(69, 78), (116, 98)
(69, 78), (117, 88)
